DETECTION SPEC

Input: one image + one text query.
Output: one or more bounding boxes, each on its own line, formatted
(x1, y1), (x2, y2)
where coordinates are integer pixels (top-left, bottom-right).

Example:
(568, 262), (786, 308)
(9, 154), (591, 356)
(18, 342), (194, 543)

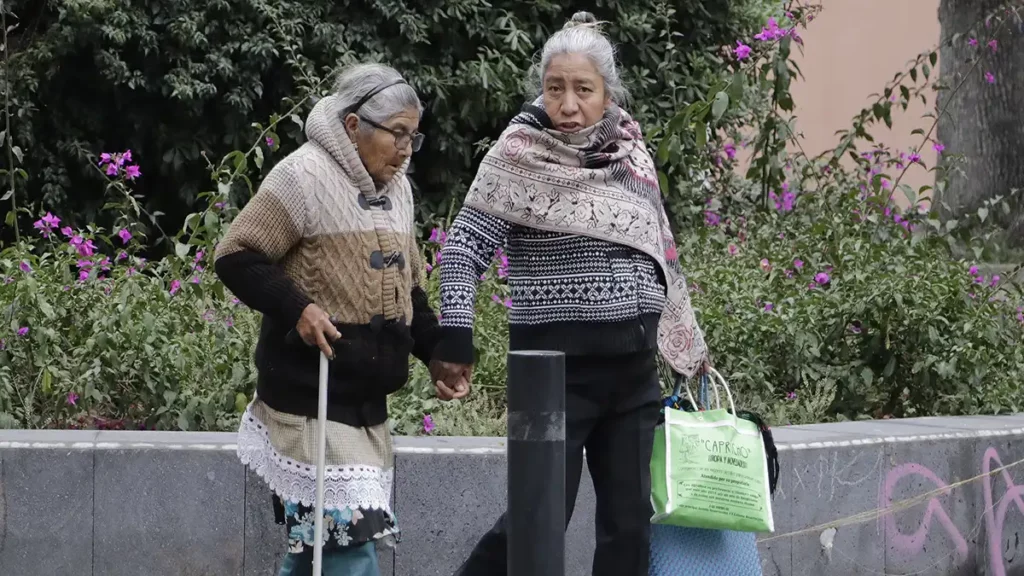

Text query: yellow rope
(756, 454), (1024, 544)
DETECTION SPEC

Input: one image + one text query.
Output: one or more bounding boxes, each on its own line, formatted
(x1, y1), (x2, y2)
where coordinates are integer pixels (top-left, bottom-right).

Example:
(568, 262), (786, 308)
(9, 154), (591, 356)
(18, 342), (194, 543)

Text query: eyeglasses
(343, 77), (425, 152)
(358, 116), (425, 152)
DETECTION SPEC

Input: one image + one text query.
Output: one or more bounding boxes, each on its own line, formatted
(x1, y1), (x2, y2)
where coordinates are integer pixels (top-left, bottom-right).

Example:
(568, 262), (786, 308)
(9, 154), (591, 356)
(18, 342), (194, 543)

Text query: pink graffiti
(880, 463), (969, 561)
(982, 447), (1024, 576)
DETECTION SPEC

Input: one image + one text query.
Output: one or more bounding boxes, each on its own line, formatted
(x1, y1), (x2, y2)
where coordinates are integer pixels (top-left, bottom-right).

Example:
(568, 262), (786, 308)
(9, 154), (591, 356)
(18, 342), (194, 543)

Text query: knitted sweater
(215, 94), (440, 427)
(434, 205), (666, 365)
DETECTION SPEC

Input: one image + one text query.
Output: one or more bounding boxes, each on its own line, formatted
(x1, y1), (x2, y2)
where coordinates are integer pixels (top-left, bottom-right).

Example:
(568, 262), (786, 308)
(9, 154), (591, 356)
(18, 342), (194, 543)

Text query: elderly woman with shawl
(430, 11), (770, 573)
(432, 11), (769, 576)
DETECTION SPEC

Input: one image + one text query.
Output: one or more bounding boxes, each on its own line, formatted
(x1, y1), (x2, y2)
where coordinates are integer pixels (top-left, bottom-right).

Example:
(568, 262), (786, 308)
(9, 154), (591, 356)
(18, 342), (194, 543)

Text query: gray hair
(527, 11), (629, 104)
(333, 63), (422, 132)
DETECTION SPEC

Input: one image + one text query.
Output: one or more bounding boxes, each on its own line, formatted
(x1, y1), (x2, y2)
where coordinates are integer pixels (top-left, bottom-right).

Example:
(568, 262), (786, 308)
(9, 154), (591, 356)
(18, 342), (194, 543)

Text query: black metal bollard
(506, 350), (566, 576)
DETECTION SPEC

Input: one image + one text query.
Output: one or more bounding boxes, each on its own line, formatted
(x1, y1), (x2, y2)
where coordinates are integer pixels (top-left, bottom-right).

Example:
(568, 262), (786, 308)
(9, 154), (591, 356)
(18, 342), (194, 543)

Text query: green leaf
(657, 171), (669, 195)
(254, 146), (264, 169)
(861, 368), (873, 386)
(42, 369), (52, 394)
(977, 207), (989, 223)
(695, 121), (707, 149)
(883, 356), (897, 378)
(0, 189), (11, 202)
(929, 52), (937, 66)
(174, 243), (189, 259)
(711, 91), (729, 120)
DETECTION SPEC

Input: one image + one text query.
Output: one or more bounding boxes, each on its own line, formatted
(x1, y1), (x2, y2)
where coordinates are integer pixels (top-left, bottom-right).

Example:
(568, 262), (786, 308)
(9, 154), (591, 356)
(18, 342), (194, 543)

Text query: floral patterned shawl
(462, 101), (709, 377)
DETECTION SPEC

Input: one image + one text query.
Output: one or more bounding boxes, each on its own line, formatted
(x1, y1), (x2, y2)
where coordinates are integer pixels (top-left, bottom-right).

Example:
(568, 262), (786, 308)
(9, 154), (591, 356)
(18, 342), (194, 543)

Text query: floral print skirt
(274, 494), (397, 553)
(238, 397), (400, 552)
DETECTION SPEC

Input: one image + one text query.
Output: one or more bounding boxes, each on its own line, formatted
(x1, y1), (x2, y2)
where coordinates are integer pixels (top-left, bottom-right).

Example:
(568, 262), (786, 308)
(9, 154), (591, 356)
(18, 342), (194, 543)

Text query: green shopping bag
(650, 368), (776, 533)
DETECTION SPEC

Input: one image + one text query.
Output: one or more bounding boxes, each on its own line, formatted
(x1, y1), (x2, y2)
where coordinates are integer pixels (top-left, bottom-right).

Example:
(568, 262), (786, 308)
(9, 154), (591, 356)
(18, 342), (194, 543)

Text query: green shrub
(1, 2), (1022, 438)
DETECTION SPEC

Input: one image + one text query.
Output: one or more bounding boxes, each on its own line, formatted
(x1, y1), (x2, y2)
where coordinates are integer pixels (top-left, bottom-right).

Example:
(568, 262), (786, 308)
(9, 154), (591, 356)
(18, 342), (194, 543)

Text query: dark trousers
(454, 349), (663, 576)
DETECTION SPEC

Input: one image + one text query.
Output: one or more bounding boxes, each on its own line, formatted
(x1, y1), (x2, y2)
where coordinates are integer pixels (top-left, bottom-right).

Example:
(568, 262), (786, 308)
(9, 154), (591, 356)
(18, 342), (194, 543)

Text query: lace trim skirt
(238, 398), (398, 551)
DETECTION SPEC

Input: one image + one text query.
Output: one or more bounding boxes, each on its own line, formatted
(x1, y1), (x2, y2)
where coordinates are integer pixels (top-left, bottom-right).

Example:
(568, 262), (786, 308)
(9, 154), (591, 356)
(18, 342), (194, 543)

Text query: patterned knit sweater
(435, 206), (667, 365)
(215, 94), (439, 427)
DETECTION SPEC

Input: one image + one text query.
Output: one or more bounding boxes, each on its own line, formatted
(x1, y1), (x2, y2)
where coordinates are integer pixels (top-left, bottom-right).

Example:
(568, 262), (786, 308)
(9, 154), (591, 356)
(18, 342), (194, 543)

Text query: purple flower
(16, 327), (28, 337)
(933, 142), (945, 153)
(727, 244), (739, 256)
(105, 163), (119, 177)
(969, 265), (979, 276)
(814, 272), (830, 285)
(793, 259), (804, 270)
(67, 392), (79, 406)
(423, 414), (435, 434)
(169, 280), (181, 295)
(429, 227), (447, 245)
(988, 39), (998, 52)
(19, 261), (31, 273)
(763, 302), (774, 312)
(985, 72), (996, 84)
(266, 136), (275, 147)
(704, 211), (721, 227)
(786, 391), (797, 400)
(990, 275), (1000, 287)
(968, 38), (978, 47)
(724, 143), (737, 160)
(848, 321), (863, 334)
(99, 153), (112, 165)
(124, 165), (142, 180)
(117, 228), (132, 244)
(734, 41), (752, 60)
(760, 258), (771, 272)
(116, 251), (128, 262)
(495, 248), (510, 278)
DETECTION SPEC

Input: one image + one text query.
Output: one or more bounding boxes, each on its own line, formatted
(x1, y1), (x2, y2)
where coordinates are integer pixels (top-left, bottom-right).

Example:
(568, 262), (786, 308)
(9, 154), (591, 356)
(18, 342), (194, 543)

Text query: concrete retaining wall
(3, 415), (1024, 575)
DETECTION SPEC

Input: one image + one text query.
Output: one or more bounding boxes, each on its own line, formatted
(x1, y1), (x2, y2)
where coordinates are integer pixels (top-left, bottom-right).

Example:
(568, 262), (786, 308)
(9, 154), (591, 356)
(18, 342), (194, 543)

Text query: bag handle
(677, 368), (738, 427)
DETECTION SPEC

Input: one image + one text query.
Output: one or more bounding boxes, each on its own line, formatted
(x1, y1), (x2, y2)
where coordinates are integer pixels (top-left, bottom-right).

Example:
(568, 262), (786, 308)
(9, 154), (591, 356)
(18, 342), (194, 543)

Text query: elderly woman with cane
(431, 11), (723, 576)
(215, 62), (459, 576)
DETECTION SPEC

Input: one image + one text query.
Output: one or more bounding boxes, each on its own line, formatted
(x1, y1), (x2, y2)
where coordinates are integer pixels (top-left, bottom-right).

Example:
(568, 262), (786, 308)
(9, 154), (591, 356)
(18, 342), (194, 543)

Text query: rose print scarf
(462, 101), (709, 377)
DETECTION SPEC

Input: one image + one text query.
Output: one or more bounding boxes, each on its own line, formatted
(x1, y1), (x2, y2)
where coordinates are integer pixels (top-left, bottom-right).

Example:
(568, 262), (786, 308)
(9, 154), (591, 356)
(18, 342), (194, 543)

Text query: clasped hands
(430, 358), (472, 401)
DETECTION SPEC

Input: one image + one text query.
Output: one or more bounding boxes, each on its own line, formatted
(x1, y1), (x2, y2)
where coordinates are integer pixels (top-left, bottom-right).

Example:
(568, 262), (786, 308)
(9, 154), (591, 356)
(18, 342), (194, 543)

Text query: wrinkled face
(542, 53), (610, 133)
(345, 107), (420, 184)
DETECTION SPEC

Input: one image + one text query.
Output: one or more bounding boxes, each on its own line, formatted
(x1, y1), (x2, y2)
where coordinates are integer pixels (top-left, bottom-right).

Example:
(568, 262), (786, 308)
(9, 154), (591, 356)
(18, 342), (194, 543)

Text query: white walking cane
(312, 349), (329, 575)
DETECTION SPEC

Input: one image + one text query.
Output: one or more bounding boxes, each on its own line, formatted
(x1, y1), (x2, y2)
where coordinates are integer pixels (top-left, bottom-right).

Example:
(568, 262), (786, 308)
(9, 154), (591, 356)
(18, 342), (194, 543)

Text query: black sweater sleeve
(409, 286), (441, 365)
(214, 251), (312, 330)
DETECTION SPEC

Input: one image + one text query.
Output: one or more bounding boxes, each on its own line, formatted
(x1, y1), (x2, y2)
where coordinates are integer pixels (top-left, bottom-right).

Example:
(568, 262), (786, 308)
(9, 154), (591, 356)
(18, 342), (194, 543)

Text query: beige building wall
(786, 0), (941, 206)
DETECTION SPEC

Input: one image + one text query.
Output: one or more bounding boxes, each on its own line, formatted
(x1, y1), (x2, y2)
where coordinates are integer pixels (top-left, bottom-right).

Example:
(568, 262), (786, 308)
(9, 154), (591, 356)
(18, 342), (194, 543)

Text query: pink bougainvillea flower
(16, 327), (28, 337)
(988, 39), (998, 52)
(76, 239), (97, 258)
(19, 261), (31, 273)
(99, 153), (113, 165)
(122, 150), (132, 163)
(105, 163), (119, 177)
(786, 391), (797, 400)
(169, 279), (181, 295)
(968, 37), (978, 47)
(116, 251), (128, 262)
(760, 258), (771, 272)
(423, 414), (435, 434)
(969, 265), (979, 276)
(814, 272), (830, 285)
(117, 228), (132, 244)
(908, 152), (921, 163)
(990, 275), (1001, 287)
(67, 392), (79, 406)
(933, 142), (945, 153)
(727, 244), (739, 256)
(763, 302), (774, 312)
(60, 226), (73, 237)
(704, 211), (721, 227)
(754, 17), (785, 41)
(425, 262), (433, 273)
(266, 136), (275, 147)
(793, 258), (804, 270)
(124, 165), (142, 180)
(78, 270), (90, 282)
(985, 72), (996, 84)
(734, 41), (752, 60)
(724, 142), (737, 160)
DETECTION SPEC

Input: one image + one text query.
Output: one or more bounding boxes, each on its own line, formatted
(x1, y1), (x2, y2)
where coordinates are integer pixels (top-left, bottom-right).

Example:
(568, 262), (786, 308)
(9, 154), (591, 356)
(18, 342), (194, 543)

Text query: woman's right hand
(296, 303), (341, 359)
